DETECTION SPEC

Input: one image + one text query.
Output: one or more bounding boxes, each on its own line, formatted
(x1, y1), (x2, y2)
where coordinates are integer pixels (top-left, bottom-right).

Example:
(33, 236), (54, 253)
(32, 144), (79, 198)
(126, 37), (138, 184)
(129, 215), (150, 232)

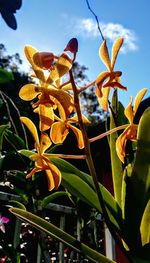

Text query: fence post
(59, 214), (65, 263)
(104, 224), (116, 260)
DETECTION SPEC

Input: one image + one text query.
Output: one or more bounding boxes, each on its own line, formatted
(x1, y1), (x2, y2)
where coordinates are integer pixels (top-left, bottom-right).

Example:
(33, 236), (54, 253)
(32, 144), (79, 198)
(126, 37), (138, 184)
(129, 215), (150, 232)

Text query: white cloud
(74, 18), (138, 53)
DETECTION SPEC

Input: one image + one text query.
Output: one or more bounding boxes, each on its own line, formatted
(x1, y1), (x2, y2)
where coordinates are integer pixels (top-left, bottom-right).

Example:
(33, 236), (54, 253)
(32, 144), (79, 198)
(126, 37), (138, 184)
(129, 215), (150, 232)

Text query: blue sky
(0, 0), (150, 106)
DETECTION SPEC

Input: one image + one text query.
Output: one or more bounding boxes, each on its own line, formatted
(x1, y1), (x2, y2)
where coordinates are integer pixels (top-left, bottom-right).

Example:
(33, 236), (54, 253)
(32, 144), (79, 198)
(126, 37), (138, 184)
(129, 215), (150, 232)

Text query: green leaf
(140, 200), (150, 246)
(0, 123), (10, 152)
(13, 187), (29, 204)
(10, 208), (116, 263)
(8, 200), (26, 210)
(4, 130), (26, 150)
(123, 107), (150, 250)
(109, 90), (123, 206)
(49, 157), (122, 231)
(0, 68), (14, 84)
(61, 171), (122, 232)
(41, 191), (69, 208)
(18, 149), (34, 158)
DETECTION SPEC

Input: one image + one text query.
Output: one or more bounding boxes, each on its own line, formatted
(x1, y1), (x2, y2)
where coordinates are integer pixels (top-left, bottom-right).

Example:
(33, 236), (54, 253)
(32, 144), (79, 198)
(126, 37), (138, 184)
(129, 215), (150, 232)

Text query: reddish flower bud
(33, 52), (55, 70)
(64, 38), (78, 54)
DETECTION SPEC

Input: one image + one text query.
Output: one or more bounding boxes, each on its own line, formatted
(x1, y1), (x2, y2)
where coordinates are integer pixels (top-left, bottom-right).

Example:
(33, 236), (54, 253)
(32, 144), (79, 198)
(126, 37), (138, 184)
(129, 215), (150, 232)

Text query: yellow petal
(47, 52), (72, 84)
(57, 104), (67, 121)
(103, 71), (122, 86)
(24, 45), (37, 65)
(97, 87), (111, 112)
(20, 117), (39, 145)
(50, 122), (69, 144)
(61, 83), (73, 91)
(116, 127), (129, 163)
(99, 39), (111, 71)
(116, 125), (137, 163)
(24, 45), (45, 82)
(69, 124), (84, 149)
(133, 88), (147, 116)
(19, 84), (40, 101)
(69, 114), (90, 124)
(40, 133), (52, 154)
(46, 87), (74, 117)
(45, 162), (61, 191)
(124, 97), (133, 124)
(30, 153), (39, 162)
(39, 104), (54, 131)
(111, 38), (124, 70)
(96, 71), (110, 86)
(104, 80), (127, 91)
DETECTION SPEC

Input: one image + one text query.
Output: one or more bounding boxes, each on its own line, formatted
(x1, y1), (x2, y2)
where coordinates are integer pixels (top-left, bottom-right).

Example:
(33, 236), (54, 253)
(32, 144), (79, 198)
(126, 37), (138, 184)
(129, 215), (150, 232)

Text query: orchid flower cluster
(19, 37), (147, 191)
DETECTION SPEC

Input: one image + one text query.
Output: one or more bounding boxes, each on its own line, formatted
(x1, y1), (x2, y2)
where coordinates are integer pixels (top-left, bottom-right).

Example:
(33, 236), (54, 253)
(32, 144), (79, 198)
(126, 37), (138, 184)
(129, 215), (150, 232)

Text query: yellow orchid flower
(20, 117), (61, 191)
(19, 45), (74, 131)
(50, 107), (89, 149)
(96, 38), (127, 111)
(19, 84), (74, 131)
(116, 88), (147, 163)
(24, 45), (73, 83)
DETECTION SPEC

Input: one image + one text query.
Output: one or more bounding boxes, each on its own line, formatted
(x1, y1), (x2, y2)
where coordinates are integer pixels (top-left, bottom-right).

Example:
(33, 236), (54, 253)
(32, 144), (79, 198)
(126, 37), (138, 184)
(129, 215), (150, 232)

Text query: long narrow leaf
(123, 107), (150, 249)
(10, 208), (116, 263)
(109, 90), (123, 206)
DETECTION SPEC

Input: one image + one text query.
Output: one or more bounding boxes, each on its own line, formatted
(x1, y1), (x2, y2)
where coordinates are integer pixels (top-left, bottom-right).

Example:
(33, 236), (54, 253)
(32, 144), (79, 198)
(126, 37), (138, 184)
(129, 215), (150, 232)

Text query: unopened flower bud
(64, 38), (78, 54)
(33, 52), (55, 70)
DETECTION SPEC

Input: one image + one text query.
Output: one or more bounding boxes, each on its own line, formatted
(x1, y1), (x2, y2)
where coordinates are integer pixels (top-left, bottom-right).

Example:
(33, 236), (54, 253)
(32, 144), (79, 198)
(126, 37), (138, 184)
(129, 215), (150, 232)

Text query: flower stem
(89, 124), (128, 143)
(79, 80), (95, 93)
(45, 153), (86, 159)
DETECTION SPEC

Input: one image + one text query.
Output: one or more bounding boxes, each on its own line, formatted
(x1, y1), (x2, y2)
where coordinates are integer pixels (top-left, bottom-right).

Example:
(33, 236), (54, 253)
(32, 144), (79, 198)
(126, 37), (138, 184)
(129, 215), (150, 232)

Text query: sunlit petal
(69, 114), (90, 124)
(24, 45), (38, 66)
(20, 117), (39, 145)
(99, 39), (111, 71)
(124, 97), (133, 124)
(47, 52), (72, 84)
(30, 153), (39, 162)
(61, 83), (73, 91)
(116, 127), (129, 163)
(116, 124), (137, 163)
(97, 87), (110, 112)
(69, 124), (84, 149)
(46, 163), (61, 191)
(24, 45), (45, 82)
(111, 38), (124, 70)
(46, 87), (74, 117)
(40, 133), (52, 154)
(50, 122), (69, 144)
(104, 81), (127, 91)
(96, 71), (110, 86)
(57, 104), (67, 121)
(39, 104), (54, 131)
(103, 71), (122, 86)
(19, 84), (40, 101)
(133, 88), (147, 116)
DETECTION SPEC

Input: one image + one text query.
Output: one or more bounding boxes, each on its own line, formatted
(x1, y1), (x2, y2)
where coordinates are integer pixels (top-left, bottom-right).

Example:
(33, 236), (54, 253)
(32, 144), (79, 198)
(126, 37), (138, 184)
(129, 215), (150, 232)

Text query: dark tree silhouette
(0, 0), (22, 30)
